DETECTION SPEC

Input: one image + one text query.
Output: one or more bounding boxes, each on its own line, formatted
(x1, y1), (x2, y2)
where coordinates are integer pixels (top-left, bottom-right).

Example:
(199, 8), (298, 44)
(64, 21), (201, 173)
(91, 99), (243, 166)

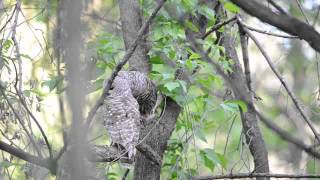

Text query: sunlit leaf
(224, 2), (240, 13)
(164, 82), (180, 92)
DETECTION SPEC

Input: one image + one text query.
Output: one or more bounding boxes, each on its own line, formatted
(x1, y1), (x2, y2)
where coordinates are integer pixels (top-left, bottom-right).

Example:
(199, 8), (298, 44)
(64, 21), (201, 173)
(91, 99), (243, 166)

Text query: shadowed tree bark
(118, 0), (150, 73)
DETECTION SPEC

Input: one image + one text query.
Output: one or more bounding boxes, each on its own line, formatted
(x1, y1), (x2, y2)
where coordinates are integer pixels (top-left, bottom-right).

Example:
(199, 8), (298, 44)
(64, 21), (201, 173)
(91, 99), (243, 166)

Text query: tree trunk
(218, 20), (270, 179)
(56, 0), (92, 179)
(118, 0), (150, 73)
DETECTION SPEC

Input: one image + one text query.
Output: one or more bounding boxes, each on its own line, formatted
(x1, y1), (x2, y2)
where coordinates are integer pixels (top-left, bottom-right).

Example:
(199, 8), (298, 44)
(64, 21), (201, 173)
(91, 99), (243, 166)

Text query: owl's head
(111, 74), (132, 95)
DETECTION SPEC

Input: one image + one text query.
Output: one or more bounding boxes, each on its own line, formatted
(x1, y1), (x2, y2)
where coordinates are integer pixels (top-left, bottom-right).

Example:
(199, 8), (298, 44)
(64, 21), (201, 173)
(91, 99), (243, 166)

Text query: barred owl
(104, 75), (141, 159)
(114, 71), (157, 120)
(104, 71), (157, 160)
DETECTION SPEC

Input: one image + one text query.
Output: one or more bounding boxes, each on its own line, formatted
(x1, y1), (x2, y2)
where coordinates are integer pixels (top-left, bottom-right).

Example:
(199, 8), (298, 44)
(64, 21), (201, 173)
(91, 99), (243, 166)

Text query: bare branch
(0, 141), (52, 171)
(0, 85), (42, 157)
(255, 111), (320, 159)
(201, 16), (237, 40)
(295, 0), (310, 24)
(240, 22), (298, 39)
(10, 1), (52, 158)
(266, 0), (287, 15)
(238, 24), (252, 91)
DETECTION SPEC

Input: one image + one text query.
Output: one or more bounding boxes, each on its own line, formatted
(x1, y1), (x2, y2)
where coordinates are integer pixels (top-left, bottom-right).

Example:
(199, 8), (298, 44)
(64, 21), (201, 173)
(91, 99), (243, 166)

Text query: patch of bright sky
(304, 0), (320, 10)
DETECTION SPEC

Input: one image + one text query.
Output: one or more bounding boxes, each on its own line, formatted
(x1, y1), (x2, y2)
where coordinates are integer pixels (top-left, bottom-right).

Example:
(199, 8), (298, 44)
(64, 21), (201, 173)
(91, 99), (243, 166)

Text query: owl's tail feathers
(119, 145), (136, 169)
(127, 145), (136, 160)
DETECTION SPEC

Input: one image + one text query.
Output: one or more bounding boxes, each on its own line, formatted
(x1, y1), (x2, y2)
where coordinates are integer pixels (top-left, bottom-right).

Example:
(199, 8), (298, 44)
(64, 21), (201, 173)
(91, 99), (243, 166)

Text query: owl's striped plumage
(104, 71), (157, 160)
(114, 71), (157, 119)
(104, 76), (141, 159)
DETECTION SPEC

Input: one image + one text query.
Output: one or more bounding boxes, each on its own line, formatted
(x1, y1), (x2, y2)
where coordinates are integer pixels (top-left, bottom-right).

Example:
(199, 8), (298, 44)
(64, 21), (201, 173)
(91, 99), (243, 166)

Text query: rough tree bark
(185, 2), (269, 176)
(214, 4), (270, 176)
(118, 0), (150, 73)
(118, 1), (181, 180)
(222, 33), (270, 174)
(229, 0), (320, 53)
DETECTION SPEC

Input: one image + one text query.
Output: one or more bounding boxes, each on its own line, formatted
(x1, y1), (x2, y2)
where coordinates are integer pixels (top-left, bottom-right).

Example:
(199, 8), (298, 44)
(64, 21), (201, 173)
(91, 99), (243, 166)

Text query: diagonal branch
(266, 0), (287, 15)
(0, 85), (42, 157)
(255, 111), (320, 159)
(201, 16), (236, 40)
(0, 140), (52, 170)
(11, 1), (52, 158)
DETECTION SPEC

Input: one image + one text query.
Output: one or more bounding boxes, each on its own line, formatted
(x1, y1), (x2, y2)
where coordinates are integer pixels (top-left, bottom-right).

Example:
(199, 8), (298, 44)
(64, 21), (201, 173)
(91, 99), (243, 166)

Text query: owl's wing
(104, 95), (141, 159)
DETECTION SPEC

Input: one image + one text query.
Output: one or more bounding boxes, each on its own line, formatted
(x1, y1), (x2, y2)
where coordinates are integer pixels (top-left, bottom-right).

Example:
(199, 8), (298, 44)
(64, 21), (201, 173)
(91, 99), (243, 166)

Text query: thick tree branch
(0, 141), (53, 171)
(229, 0), (320, 52)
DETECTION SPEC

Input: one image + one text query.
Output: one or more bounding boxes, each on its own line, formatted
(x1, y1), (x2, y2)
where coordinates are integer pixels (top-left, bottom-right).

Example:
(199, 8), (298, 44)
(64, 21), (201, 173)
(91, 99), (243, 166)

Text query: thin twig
(192, 172), (320, 180)
(295, 0), (310, 24)
(0, 4), (17, 33)
(238, 24), (252, 91)
(201, 16), (236, 39)
(312, 5), (320, 26)
(14, 90), (53, 158)
(10, 1), (22, 92)
(223, 115), (236, 155)
(267, 0), (287, 15)
(241, 22), (298, 39)
(238, 18), (320, 145)
(121, 169), (130, 180)
(10, 1), (52, 158)
(0, 86), (42, 157)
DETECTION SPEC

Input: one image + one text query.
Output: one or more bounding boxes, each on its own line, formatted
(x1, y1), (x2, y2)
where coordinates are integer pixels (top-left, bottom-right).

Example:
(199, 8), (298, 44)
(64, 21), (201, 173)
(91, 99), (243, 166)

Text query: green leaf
(2, 39), (13, 51)
(185, 20), (199, 33)
(216, 153), (228, 169)
(200, 149), (216, 171)
(178, 80), (187, 93)
(41, 76), (63, 92)
(164, 82), (180, 92)
(150, 56), (164, 64)
(198, 5), (216, 20)
(224, 2), (240, 13)
(195, 129), (207, 143)
(220, 100), (247, 113)
(20, 54), (33, 61)
(203, 149), (220, 164)
(222, 100), (248, 112)
(0, 161), (13, 168)
(189, 53), (201, 60)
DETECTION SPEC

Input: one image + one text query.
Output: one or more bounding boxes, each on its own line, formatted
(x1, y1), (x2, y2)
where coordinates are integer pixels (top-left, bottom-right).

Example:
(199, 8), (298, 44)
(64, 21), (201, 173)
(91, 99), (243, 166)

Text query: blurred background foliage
(0, 0), (320, 179)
